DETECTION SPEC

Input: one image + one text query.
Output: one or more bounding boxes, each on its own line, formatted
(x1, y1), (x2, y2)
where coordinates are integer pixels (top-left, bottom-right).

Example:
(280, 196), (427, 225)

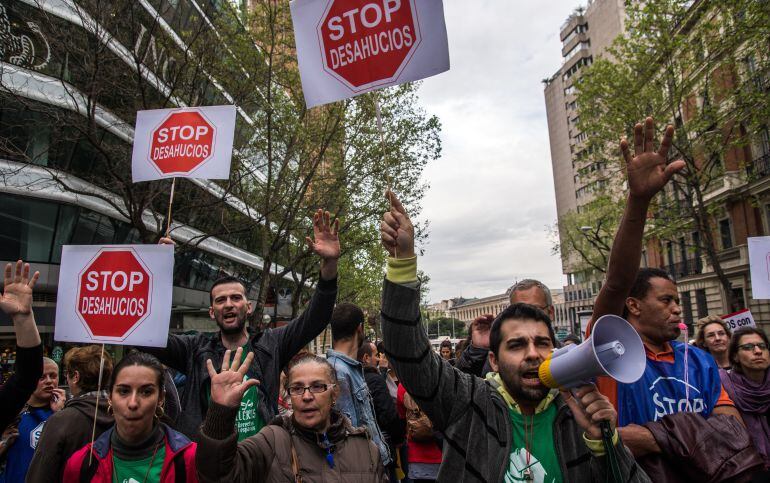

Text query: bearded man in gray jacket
(377, 192), (649, 483)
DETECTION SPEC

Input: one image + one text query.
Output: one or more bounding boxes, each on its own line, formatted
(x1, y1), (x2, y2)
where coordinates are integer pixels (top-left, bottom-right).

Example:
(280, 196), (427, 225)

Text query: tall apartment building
(545, 0), (770, 335)
(543, 0), (626, 333)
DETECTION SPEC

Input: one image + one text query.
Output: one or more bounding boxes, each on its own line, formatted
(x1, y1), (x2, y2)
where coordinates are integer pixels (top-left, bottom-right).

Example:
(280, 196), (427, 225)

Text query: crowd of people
(0, 119), (769, 482)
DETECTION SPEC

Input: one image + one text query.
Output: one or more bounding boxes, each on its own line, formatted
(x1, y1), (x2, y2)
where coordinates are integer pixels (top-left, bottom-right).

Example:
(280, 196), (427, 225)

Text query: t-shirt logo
(29, 421), (45, 449)
(649, 376), (705, 421)
(123, 478), (140, 483)
(504, 448), (556, 483)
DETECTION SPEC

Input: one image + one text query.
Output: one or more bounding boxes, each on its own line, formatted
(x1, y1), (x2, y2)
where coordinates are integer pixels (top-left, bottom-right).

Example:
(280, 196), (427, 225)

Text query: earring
(154, 405), (165, 420)
(107, 403), (113, 416)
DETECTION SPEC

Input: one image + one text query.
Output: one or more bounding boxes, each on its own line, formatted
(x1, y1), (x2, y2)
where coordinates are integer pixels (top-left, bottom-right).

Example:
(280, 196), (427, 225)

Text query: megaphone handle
(600, 420), (622, 483)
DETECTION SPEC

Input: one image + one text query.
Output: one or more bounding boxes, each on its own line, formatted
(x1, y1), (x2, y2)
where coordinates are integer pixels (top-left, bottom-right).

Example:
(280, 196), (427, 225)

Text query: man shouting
(377, 193), (648, 482)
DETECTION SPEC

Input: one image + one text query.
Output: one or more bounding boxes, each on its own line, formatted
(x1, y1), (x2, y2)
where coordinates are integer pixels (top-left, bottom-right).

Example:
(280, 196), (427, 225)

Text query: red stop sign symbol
(318, 0), (421, 90)
(149, 110), (215, 175)
(77, 249), (152, 339)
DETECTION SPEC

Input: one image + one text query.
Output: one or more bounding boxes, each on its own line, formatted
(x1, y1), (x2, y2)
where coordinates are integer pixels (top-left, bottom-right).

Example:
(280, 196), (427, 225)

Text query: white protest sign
(721, 309), (756, 331)
(54, 245), (174, 346)
(290, 0), (450, 108)
(132, 105), (236, 182)
(748, 236), (770, 299)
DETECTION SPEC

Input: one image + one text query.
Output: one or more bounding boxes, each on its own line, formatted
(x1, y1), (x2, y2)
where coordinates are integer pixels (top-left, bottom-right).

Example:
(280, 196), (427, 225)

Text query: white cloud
(415, 0), (579, 302)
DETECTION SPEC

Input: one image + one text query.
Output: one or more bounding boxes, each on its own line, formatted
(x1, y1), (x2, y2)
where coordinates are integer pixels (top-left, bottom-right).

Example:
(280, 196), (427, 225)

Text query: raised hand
(305, 209), (340, 261)
(622, 117), (685, 200)
(561, 384), (617, 440)
(0, 260), (39, 318)
(380, 191), (415, 259)
(206, 347), (260, 408)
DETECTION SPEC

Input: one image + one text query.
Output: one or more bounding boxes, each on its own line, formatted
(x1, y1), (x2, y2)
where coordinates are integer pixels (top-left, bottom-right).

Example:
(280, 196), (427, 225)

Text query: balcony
(666, 257), (703, 280)
(746, 153), (770, 180)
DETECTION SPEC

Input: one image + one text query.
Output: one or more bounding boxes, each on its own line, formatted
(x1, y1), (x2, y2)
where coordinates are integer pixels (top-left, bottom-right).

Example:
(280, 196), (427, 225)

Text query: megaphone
(538, 314), (646, 389)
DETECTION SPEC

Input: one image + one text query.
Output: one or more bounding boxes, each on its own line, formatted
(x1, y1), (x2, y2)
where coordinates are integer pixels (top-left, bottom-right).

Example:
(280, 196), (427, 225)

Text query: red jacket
(62, 424), (198, 482)
(397, 383), (442, 464)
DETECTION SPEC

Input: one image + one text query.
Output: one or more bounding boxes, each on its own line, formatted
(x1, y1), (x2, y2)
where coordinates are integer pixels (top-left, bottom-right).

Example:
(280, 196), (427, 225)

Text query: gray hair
(43, 357), (58, 367)
(509, 279), (552, 307)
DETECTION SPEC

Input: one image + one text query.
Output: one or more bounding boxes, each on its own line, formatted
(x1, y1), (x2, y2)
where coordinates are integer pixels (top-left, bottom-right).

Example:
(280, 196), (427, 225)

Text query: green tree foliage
(558, 0), (769, 305)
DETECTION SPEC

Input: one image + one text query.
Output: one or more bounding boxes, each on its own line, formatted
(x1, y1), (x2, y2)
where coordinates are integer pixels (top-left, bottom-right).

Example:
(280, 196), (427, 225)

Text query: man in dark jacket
(378, 192), (649, 482)
(147, 209), (340, 439)
(0, 260), (43, 434)
(358, 339), (405, 479)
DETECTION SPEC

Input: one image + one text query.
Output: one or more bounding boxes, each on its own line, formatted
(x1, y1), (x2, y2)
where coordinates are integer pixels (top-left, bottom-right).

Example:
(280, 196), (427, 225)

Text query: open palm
(623, 118), (685, 200)
(305, 209), (340, 260)
(0, 260), (39, 317)
(206, 348), (260, 408)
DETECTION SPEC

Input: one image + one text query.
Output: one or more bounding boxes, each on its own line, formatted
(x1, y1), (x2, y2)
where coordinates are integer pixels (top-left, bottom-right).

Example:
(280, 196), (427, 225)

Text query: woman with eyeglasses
(62, 351), (198, 482)
(196, 348), (387, 482)
(720, 327), (770, 468)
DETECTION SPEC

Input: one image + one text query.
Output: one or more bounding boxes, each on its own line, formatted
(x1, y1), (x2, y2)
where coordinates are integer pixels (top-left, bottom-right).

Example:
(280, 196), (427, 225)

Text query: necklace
(112, 440), (163, 483)
(522, 414), (534, 482)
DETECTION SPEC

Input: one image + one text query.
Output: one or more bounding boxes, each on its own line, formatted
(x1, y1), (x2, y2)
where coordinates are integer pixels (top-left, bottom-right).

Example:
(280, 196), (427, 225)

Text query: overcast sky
(415, 1), (578, 303)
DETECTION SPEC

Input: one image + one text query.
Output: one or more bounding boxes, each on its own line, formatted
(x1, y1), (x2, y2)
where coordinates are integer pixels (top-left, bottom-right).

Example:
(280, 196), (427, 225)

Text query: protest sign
(290, 0), (450, 108)
(721, 309), (757, 331)
(54, 245), (174, 346)
(748, 236), (770, 299)
(132, 105), (236, 182)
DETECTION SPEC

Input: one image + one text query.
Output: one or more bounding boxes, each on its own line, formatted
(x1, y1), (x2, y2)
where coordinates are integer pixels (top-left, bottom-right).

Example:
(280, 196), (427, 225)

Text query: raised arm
(379, 192), (480, 431)
(591, 118), (685, 322)
(275, 209), (339, 369)
(0, 260), (43, 432)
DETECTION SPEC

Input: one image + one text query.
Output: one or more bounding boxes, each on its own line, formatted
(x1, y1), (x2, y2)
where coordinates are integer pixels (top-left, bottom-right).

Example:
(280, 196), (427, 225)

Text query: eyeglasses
(738, 343), (768, 352)
(288, 383), (336, 397)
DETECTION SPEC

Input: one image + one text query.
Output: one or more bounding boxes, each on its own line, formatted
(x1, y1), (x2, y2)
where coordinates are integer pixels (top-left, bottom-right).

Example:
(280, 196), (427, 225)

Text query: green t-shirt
(112, 445), (166, 483)
(208, 346), (265, 441)
(504, 404), (563, 483)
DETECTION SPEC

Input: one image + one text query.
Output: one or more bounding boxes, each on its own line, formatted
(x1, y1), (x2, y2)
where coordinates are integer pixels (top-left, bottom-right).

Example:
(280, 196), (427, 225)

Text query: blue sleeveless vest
(617, 341), (722, 426)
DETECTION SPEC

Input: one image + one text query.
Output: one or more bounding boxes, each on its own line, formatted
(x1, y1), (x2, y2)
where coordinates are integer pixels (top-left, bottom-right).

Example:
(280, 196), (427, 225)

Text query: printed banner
(132, 105), (236, 182)
(54, 245), (174, 346)
(290, 0), (450, 108)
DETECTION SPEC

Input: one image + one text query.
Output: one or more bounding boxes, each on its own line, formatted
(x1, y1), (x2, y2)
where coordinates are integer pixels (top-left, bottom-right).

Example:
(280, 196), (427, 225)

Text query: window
(730, 287), (746, 313)
(719, 218), (733, 249)
(681, 291), (693, 327)
(696, 289), (708, 318)
(0, 196), (58, 263)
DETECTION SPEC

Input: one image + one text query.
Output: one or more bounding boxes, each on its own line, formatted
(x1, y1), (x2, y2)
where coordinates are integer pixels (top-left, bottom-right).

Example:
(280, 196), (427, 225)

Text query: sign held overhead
(55, 245), (174, 347)
(132, 105), (236, 182)
(291, 0), (449, 108)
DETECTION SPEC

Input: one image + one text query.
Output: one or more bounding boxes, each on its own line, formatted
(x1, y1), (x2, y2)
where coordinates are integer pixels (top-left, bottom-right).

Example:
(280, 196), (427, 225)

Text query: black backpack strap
(78, 448), (100, 482)
(173, 449), (187, 483)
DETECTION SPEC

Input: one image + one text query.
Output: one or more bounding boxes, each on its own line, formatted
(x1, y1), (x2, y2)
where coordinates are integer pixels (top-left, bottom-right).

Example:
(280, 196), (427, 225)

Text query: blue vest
(617, 341), (722, 426)
(0, 407), (53, 483)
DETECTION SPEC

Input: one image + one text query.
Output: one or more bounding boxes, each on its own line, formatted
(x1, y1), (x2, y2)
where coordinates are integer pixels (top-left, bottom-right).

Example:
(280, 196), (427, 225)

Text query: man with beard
(327, 304), (392, 467)
(377, 192), (648, 482)
(145, 209), (340, 440)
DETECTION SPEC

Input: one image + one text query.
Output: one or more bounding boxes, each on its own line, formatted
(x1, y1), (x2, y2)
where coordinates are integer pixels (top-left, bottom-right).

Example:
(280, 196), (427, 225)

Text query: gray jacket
(380, 278), (649, 482)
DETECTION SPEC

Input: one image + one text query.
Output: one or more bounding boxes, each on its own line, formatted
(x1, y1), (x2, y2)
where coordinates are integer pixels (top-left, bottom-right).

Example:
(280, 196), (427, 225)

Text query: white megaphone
(538, 314), (646, 389)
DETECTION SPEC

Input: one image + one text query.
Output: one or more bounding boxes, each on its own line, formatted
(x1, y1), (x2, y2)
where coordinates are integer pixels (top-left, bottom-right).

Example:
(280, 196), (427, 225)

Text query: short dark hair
(109, 351), (165, 395)
(210, 276), (248, 304)
(356, 339), (376, 362)
(376, 340), (385, 355)
(729, 327), (770, 374)
(562, 334), (581, 345)
(330, 303), (364, 341)
(623, 268), (675, 318)
(440, 340), (453, 350)
(489, 303), (556, 357)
